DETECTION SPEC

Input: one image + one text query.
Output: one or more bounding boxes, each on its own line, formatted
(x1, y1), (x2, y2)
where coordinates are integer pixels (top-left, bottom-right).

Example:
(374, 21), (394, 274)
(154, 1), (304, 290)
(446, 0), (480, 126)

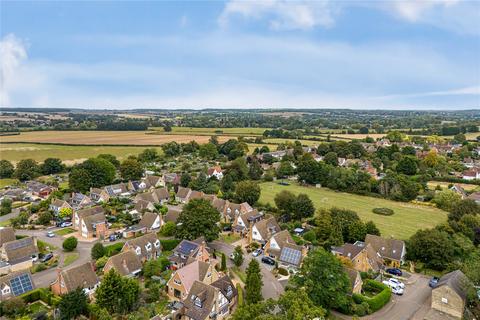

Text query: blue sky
(1, 0), (479, 109)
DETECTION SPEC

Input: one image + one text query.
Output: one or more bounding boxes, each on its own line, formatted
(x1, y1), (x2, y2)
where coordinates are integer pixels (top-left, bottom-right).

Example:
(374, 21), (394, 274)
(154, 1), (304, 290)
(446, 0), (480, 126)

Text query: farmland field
(259, 182), (447, 240)
(0, 131), (231, 145)
(427, 181), (479, 192)
(0, 143), (164, 164)
(151, 126), (270, 136)
(262, 138), (322, 146)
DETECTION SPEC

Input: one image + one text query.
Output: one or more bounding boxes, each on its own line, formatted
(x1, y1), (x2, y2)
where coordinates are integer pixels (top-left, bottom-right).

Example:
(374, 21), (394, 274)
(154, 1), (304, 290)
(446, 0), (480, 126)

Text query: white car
(252, 249), (263, 257)
(392, 286), (404, 295)
(383, 278), (405, 289)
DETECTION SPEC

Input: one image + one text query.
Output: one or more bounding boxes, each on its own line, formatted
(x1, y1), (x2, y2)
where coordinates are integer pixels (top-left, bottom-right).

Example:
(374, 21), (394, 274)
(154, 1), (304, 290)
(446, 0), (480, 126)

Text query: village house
(69, 192), (92, 209)
(134, 187), (170, 205)
(139, 212), (162, 231)
(50, 262), (99, 297)
(264, 230), (306, 268)
(166, 260), (219, 301)
(129, 199), (156, 218)
(0, 236), (38, 272)
(103, 250), (142, 277)
(169, 238), (210, 270)
(222, 201), (253, 223)
(365, 234), (406, 268)
(467, 191), (480, 204)
(232, 209), (263, 236)
(249, 216), (281, 245)
(89, 187), (110, 203)
(122, 233), (161, 263)
(344, 267), (363, 295)
(176, 187), (192, 203)
(143, 175), (166, 188)
(26, 181), (56, 198)
(425, 270), (473, 320)
(332, 241), (383, 272)
(73, 206), (105, 231)
(163, 172), (181, 186)
(0, 188), (27, 202)
(49, 199), (72, 215)
(0, 228), (16, 248)
(164, 206), (182, 225)
(104, 183), (130, 198)
(462, 168), (480, 181)
(0, 270), (35, 302)
(210, 275), (238, 316)
(207, 166), (223, 180)
(450, 184), (467, 199)
(78, 209), (108, 239)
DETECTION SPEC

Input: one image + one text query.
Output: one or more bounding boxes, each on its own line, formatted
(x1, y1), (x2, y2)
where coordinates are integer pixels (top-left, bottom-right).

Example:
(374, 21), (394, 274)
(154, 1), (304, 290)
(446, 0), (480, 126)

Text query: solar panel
(178, 241), (198, 255)
(10, 273), (34, 296)
(280, 247), (302, 266)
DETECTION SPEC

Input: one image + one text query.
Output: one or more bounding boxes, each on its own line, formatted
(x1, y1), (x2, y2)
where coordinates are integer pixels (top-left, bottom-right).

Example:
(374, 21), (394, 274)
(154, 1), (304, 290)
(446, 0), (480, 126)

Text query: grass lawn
(0, 220), (11, 227)
(0, 178), (19, 188)
(231, 266), (247, 283)
(63, 252), (79, 267)
(259, 182), (448, 240)
(219, 233), (241, 244)
(54, 227), (76, 236)
(37, 239), (58, 253)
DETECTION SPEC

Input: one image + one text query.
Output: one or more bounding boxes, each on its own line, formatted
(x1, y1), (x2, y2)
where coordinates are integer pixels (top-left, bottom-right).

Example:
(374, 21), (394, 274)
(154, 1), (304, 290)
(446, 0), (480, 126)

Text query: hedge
(372, 208), (394, 216)
(20, 288), (55, 305)
(236, 283), (244, 306)
(160, 239), (181, 251)
(352, 280), (391, 313)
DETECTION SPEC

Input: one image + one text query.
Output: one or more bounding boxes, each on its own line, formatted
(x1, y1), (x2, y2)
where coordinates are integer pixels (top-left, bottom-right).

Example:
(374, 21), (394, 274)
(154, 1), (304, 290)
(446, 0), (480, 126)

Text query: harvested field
(0, 131), (230, 145)
(151, 126), (269, 136)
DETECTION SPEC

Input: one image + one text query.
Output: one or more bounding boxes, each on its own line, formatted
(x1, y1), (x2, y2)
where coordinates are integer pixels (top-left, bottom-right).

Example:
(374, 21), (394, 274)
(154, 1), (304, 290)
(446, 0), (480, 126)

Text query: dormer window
(154, 240), (160, 248)
(2, 287), (10, 295)
(194, 297), (202, 308)
(146, 243), (152, 251)
(135, 247), (141, 255)
(381, 247), (385, 250)
(226, 285), (232, 297)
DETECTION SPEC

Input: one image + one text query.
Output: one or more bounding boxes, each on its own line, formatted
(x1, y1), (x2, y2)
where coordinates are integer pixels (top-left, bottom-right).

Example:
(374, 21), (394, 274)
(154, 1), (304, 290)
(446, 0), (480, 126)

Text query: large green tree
(407, 228), (455, 270)
(176, 199), (221, 241)
(58, 288), (88, 320)
(235, 180), (261, 205)
(14, 159), (39, 181)
(199, 143), (218, 160)
(95, 269), (140, 315)
(41, 158), (65, 175)
(78, 157), (116, 187)
(0, 160), (15, 178)
(245, 259), (263, 304)
(120, 157), (143, 181)
(294, 248), (350, 310)
(68, 168), (93, 193)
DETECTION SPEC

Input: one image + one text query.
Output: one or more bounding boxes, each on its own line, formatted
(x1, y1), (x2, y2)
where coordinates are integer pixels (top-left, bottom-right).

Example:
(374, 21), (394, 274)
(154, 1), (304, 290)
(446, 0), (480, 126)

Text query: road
(333, 274), (431, 320)
(16, 228), (96, 288)
(0, 209), (20, 223)
(208, 240), (285, 300)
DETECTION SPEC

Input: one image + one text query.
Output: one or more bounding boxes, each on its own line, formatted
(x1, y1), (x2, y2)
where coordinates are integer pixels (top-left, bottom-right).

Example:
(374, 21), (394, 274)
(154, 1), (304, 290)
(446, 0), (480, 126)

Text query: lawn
(0, 178), (19, 188)
(231, 266), (247, 283)
(219, 233), (241, 244)
(259, 182), (448, 240)
(54, 227), (76, 236)
(63, 252), (79, 267)
(427, 181), (479, 192)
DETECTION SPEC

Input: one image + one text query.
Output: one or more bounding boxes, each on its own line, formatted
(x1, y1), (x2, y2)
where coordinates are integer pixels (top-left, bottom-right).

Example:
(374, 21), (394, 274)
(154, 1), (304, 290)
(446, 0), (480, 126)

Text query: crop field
(328, 133), (387, 140)
(427, 181), (479, 192)
(259, 182), (447, 240)
(151, 126), (270, 136)
(262, 138), (322, 146)
(0, 131), (231, 145)
(0, 143), (164, 164)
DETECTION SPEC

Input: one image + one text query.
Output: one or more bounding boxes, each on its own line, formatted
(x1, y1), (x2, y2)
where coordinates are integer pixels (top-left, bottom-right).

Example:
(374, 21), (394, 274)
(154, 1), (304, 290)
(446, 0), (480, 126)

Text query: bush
(32, 263), (47, 273)
(372, 208), (394, 216)
(303, 230), (317, 242)
(236, 283), (244, 306)
(159, 221), (176, 236)
(160, 239), (181, 251)
(277, 267), (289, 276)
(96, 256), (109, 269)
(1, 296), (26, 317)
(91, 243), (106, 260)
(352, 280), (391, 313)
(62, 237), (78, 252)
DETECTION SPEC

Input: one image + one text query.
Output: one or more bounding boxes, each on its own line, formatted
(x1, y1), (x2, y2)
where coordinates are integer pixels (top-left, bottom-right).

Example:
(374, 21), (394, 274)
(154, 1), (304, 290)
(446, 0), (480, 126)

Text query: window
(442, 297), (448, 304)
(135, 247), (141, 255)
(226, 286), (233, 297)
(194, 297), (202, 308)
(207, 272), (211, 278)
(154, 240), (160, 248)
(2, 287), (10, 295)
(174, 278), (181, 285)
(146, 243), (152, 251)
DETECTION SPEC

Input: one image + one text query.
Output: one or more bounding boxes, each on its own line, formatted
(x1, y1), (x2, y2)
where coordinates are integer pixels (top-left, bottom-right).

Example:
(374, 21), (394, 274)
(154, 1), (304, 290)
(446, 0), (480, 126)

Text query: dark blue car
(386, 268), (402, 276)
(429, 277), (439, 288)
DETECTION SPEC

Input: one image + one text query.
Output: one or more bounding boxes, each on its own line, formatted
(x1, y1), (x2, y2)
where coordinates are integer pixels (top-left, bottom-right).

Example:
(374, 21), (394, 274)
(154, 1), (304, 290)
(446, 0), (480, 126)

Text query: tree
(91, 242), (106, 260)
(407, 229), (455, 270)
(97, 154), (120, 168)
(0, 198), (12, 216)
(138, 148), (159, 163)
(37, 211), (53, 226)
(176, 199), (221, 241)
(142, 257), (170, 278)
(221, 253), (227, 271)
(396, 156), (418, 175)
(276, 289), (326, 320)
(199, 143), (218, 160)
(293, 194), (315, 220)
(58, 288), (88, 320)
(233, 245), (244, 267)
(180, 173), (191, 187)
(160, 221), (176, 236)
(274, 190), (296, 219)
(59, 207), (73, 220)
(449, 199), (480, 221)
(245, 259), (263, 304)
(95, 269), (140, 314)
(433, 190), (462, 212)
(14, 159), (39, 181)
(248, 159), (263, 180)
(0, 159), (15, 178)
(68, 168), (92, 193)
(276, 161), (294, 178)
(346, 220), (367, 243)
(294, 248), (350, 310)
(235, 181), (261, 205)
(324, 152), (338, 166)
(1, 296), (26, 318)
(79, 158), (116, 187)
(365, 221), (381, 236)
(161, 142), (182, 157)
(41, 158), (64, 175)
(63, 236), (78, 252)
(120, 157), (143, 181)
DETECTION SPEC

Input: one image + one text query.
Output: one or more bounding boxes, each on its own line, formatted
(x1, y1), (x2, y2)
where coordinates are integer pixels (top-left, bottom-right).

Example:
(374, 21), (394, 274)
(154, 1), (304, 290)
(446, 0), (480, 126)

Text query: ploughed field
(259, 182), (447, 240)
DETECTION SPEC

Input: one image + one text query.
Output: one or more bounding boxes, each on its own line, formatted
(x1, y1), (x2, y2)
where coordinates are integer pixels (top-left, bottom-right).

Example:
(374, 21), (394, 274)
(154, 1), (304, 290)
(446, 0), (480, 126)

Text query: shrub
(303, 230), (317, 242)
(372, 208), (394, 216)
(352, 280), (391, 313)
(91, 243), (106, 260)
(1, 296), (26, 317)
(277, 267), (289, 276)
(32, 263), (47, 273)
(96, 256), (109, 269)
(160, 239), (181, 251)
(62, 236), (78, 252)
(159, 221), (176, 236)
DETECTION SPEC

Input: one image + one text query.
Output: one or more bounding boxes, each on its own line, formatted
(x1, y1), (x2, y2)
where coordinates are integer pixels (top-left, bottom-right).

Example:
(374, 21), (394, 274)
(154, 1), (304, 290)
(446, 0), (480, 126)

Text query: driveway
(333, 273), (432, 320)
(209, 240), (284, 300)
(16, 227), (96, 288)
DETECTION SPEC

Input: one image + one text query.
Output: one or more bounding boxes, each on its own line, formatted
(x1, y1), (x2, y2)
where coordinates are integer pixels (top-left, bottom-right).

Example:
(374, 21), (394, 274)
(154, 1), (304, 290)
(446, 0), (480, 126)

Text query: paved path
(333, 274), (431, 320)
(209, 240), (284, 300)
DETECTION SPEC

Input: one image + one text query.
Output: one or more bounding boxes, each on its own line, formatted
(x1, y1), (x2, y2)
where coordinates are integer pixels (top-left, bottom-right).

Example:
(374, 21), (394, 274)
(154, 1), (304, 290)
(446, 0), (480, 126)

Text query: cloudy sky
(1, 0), (479, 109)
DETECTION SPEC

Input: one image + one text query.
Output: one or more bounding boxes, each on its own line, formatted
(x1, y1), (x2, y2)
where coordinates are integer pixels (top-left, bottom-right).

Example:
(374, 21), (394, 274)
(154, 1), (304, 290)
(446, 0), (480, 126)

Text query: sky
(0, 0), (479, 110)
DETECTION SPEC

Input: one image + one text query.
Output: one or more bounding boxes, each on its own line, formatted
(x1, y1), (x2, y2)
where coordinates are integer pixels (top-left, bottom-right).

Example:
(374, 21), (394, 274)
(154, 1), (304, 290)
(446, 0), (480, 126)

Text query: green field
(63, 253), (79, 267)
(262, 138), (321, 146)
(0, 178), (18, 188)
(0, 143), (163, 164)
(259, 182), (447, 240)
(151, 126), (269, 136)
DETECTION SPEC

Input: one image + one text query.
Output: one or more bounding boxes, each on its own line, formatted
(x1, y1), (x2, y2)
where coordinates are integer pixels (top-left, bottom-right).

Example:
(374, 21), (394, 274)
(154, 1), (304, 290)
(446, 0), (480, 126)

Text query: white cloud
(219, 0), (334, 30)
(389, 0), (459, 22)
(0, 34), (28, 106)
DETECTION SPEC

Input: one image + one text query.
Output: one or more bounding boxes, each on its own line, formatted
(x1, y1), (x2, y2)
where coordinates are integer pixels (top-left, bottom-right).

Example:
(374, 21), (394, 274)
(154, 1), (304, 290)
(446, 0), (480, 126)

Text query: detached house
(103, 250), (142, 277)
(0, 227), (16, 247)
(143, 175), (165, 188)
(233, 209), (263, 236)
(207, 166), (223, 180)
(365, 234), (405, 268)
(176, 187), (192, 203)
(73, 206), (105, 231)
(104, 183), (130, 198)
(89, 188), (110, 203)
(164, 207), (182, 224)
(49, 199), (72, 215)
(51, 262), (99, 297)
(139, 212), (162, 231)
(134, 187), (169, 205)
(0, 271), (35, 302)
(69, 192), (92, 209)
(332, 241), (383, 272)
(167, 260), (219, 301)
(344, 267), (363, 295)
(462, 168), (480, 181)
(249, 216), (281, 245)
(0, 237), (38, 272)
(169, 238), (210, 269)
(26, 181), (55, 198)
(75, 207), (107, 239)
(264, 230), (306, 268)
(122, 233), (161, 263)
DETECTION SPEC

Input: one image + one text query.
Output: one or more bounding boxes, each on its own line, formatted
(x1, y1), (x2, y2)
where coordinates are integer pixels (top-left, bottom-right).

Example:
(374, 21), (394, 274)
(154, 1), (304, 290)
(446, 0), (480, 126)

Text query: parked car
(261, 256), (275, 266)
(46, 231), (55, 238)
(109, 234), (117, 242)
(31, 255), (38, 262)
(60, 221), (72, 227)
(252, 249), (263, 257)
(429, 277), (440, 288)
(40, 253), (53, 263)
(391, 286), (404, 295)
(383, 278), (405, 289)
(386, 268), (402, 276)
